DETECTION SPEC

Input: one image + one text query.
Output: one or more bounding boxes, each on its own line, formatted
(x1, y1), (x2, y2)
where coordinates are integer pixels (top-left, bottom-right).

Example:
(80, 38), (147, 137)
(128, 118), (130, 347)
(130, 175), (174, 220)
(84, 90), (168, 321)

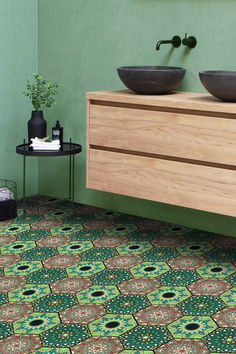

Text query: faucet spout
(156, 36), (181, 51)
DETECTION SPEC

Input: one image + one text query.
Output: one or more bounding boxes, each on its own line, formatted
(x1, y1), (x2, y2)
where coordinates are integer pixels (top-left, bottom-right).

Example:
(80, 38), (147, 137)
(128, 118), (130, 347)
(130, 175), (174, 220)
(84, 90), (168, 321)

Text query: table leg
(23, 154), (26, 217)
(69, 154), (71, 201)
(72, 153), (75, 215)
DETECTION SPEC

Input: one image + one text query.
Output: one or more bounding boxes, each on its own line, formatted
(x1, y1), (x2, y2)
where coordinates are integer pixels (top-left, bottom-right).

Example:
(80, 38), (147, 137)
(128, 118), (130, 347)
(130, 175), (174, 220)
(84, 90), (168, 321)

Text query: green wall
(38, 0), (236, 236)
(0, 0), (39, 198)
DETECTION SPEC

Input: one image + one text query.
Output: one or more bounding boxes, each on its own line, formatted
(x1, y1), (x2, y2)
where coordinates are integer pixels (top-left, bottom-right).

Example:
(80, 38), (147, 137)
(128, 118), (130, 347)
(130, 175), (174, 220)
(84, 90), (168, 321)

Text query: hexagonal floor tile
(44, 209), (72, 219)
(0, 234), (16, 246)
(205, 248), (236, 262)
(91, 269), (131, 285)
(22, 247), (58, 261)
(134, 305), (182, 326)
(203, 328), (236, 353)
(4, 261), (42, 276)
(0, 240), (35, 254)
(80, 247), (117, 261)
(50, 224), (83, 235)
(130, 262), (170, 278)
(58, 241), (93, 254)
(63, 214), (93, 224)
(26, 268), (66, 284)
(71, 229), (105, 241)
(60, 303), (106, 324)
(212, 307), (236, 327)
(105, 224), (137, 236)
(220, 288), (236, 306)
(66, 261), (105, 277)
(95, 209), (121, 219)
(34, 348), (69, 353)
(41, 323), (90, 348)
(31, 218), (63, 230)
(177, 241), (213, 255)
(0, 322), (13, 339)
(159, 269), (199, 286)
(36, 235), (71, 247)
(0, 224), (30, 235)
(16, 229), (50, 241)
(188, 278), (232, 296)
(93, 235), (128, 248)
(128, 230), (160, 241)
(14, 214), (42, 224)
(118, 278), (161, 294)
(179, 295), (225, 315)
(51, 277), (92, 293)
(136, 218), (165, 230)
(0, 275), (26, 292)
(121, 325), (171, 350)
(142, 248), (179, 262)
(160, 224), (190, 237)
(185, 229), (218, 242)
(196, 263), (236, 278)
(228, 273), (236, 286)
(105, 294), (149, 314)
(155, 339), (209, 354)
(83, 219), (116, 230)
(117, 241), (153, 255)
(0, 302), (33, 321)
(0, 293), (8, 306)
(89, 314), (136, 336)
(168, 316), (217, 339)
(13, 312), (60, 334)
(71, 336), (123, 354)
(167, 255), (207, 269)
(43, 254), (81, 268)
(8, 284), (50, 302)
(0, 334), (42, 353)
(33, 293), (77, 312)
(148, 286), (191, 305)
(104, 254), (143, 269)
(211, 235), (236, 249)
(0, 254), (21, 267)
(76, 285), (119, 304)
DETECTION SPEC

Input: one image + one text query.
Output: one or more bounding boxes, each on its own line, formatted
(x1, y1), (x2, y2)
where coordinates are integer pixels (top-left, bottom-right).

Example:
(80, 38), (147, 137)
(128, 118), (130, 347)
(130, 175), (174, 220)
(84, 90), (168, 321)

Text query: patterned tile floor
(0, 195), (235, 353)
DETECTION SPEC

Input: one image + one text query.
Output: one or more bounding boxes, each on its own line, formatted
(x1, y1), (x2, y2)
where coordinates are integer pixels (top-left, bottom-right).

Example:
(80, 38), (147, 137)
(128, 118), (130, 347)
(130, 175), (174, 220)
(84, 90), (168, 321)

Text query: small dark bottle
(52, 121), (63, 148)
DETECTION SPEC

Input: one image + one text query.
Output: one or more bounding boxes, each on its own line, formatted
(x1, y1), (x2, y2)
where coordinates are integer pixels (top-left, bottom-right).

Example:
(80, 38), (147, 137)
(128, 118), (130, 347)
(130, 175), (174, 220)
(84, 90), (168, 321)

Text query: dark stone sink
(117, 66), (186, 94)
(199, 71), (236, 102)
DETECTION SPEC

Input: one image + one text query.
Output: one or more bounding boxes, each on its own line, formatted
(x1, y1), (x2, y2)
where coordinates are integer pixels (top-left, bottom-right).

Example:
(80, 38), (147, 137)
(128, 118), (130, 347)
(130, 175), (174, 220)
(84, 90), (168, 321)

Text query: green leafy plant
(23, 73), (62, 111)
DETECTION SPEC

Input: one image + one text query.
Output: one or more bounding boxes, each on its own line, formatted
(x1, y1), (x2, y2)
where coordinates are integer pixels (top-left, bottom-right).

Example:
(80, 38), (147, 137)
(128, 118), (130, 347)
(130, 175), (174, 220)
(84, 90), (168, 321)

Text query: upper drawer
(89, 103), (236, 166)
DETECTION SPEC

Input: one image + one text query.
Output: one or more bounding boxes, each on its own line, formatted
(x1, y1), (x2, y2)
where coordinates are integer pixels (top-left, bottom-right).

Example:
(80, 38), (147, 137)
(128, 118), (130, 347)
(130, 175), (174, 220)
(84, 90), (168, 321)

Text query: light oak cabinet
(86, 90), (236, 217)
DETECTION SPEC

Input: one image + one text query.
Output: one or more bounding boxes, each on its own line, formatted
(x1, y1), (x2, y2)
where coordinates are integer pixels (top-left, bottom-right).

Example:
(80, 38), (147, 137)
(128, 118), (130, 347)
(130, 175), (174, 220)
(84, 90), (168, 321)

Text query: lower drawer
(87, 148), (236, 217)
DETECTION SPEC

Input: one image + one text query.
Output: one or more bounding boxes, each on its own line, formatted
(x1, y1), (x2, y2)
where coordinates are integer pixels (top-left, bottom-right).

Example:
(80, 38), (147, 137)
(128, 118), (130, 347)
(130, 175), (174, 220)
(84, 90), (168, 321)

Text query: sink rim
(118, 65), (186, 73)
(199, 70), (236, 76)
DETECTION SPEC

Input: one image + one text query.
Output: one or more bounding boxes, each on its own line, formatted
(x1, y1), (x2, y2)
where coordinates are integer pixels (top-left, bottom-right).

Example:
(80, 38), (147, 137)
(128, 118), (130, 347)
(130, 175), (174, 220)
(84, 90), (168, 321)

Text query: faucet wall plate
(182, 33), (197, 48)
(172, 36), (181, 48)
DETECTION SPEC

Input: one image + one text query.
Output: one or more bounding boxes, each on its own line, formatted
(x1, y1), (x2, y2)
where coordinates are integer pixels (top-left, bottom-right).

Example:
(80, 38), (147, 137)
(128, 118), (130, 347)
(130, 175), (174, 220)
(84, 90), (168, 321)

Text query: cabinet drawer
(87, 148), (236, 217)
(89, 103), (236, 166)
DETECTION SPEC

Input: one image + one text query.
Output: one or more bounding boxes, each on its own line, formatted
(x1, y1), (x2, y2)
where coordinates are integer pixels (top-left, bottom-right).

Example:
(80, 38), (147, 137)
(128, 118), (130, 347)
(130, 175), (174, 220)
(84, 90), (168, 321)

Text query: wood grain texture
(89, 104), (236, 166)
(86, 99), (90, 187)
(88, 148), (236, 217)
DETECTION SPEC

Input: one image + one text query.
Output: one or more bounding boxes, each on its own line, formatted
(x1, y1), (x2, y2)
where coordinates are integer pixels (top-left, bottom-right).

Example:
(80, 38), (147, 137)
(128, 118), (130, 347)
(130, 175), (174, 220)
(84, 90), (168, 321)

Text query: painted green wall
(38, 0), (236, 236)
(0, 0), (38, 198)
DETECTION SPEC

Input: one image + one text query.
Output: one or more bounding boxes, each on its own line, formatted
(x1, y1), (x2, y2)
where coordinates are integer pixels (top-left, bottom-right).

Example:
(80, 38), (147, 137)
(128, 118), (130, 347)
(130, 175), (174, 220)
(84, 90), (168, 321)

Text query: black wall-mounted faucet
(182, 33), (197, 48)
(156, 35), (181, 50)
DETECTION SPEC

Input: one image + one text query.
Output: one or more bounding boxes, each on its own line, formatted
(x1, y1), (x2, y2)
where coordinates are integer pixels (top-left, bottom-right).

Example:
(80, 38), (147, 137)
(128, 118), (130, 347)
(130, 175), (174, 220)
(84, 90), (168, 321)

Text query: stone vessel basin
(199, 70), (236, 102)
(117, 66), (186, 94)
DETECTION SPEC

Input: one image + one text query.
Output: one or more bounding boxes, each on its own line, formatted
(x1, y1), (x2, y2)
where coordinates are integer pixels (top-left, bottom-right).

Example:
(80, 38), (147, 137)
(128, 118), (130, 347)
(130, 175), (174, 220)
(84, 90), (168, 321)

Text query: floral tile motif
(17, 229), (50, 241)
(167, 255), (207, 269)
(4, 261), (42, 276)
(120, 325), (171, 350)
(34, 347), (69, 353)
(0, 235), (16, 246)
(0, 254), (21, 267)
(105, 294), (149, 314)
(44, 209), (72, 219)
(148, 286), (191, 305)
(14, 312), (60, 334)
(81, 247), (117, 261)
(205, 248), (236, 262)
(50, 224), (83, 235)
(0, 220), (13, 227)
(63, 214), (93, 224)
(60, 303), (106, 324)
(0, 322), (13, 339)
(66, 261), (105, 277)
(22, 247), (58, 261)
(1, 240), (36, 254)
(92, 269), (131, 285)
(159, 269), (199, 286)
(71, 336), (123, 354)
(179, 295), (225, 315)
(196, 263), (236, 278)
(142, 248), (179, 262)
(75, 204), (103, 214)
(185, 229), (218, 242)
(211, 235), (236, 249)
(220, 288), (236, 306)
(0, 293), (8, 306)
(0, 302), (33, 321)
(33, 293), (77, 312)
(41, 323), (90, 348)
(89, 314), (136, 336)
(134, 305), (182, 326)
(160, 224), (190, 237)
(93, 235), (128, 248)
(58, 241), (93, 254)
(168, 316), (217, 339)
(0, 276), (26, 292)
(95, 210), (121, 219)
(188, 278), (232, 296)
(83, 219), (116, 230)
(71, 229), (105, 241)
(26, 204), (54, 215)
(155, 339), (209, 354)
(105, 224), (137, 236)
(0, 334), (42, 353)
(118, 278), (161, 294)
(151, 235), (186, 248)
(51, 277), (92, 293)
(0, 224), (30, 235)
(130, 262), (170, 278)
(136, 218), (166, 230)
(26, 268), (66, 284)
(8, 284), (50, 302)
(176, 241), (213, 255)
(76, 285), (119, 304)
(117, 241), (152, 255)
(128, 230), (160, 241)
(203, 328), (236, 353)
(228, 273), (236, 286)
(116, 214), (143, 224)
(31, 218), (63, 230)
(36, 235), (71, 248)
(14, 214), (42, 224)
(104, 255), (143, 269)
(43, 254), (81, 268)
(212, 307), (236, 327)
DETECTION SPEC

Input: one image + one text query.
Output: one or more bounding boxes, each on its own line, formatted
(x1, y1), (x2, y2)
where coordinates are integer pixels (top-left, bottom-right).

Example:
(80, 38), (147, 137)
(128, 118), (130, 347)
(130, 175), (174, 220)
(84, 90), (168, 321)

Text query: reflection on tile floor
(0, 195), (235, 353)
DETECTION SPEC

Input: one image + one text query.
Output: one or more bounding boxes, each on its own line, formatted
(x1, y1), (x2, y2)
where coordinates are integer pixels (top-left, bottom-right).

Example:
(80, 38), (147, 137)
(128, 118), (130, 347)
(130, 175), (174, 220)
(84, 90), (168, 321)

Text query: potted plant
(23, 73), (62, 143)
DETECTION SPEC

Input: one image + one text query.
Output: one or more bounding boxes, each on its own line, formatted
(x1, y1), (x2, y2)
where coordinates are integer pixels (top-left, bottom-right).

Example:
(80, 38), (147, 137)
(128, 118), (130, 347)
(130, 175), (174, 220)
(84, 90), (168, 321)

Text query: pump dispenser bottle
(52, 121), (63, 148)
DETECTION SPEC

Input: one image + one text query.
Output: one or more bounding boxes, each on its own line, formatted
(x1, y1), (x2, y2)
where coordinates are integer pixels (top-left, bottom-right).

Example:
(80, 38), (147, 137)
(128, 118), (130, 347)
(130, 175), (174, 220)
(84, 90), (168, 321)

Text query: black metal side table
(16, 140), (82, 215)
